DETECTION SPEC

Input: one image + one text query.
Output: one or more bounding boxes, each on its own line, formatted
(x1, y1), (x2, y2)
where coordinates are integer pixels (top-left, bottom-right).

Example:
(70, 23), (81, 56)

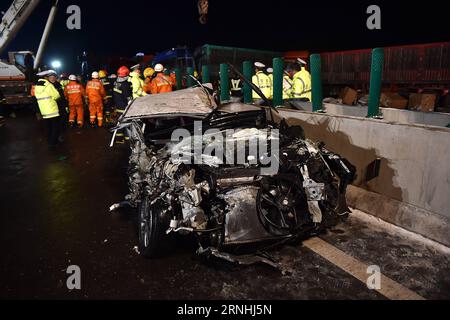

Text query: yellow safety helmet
(144, 67), (155, 78)
(99, 70), (108, 78)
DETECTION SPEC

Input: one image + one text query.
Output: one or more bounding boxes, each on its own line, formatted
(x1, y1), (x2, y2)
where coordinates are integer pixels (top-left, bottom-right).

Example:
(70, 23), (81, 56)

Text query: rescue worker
(112, 66), (133, 144)
(230, 71), (243, 102)
(86, 71), (106, 127)
(252, 62), (272, 105)
(169, 70), (177, 89)
(48, 72), (68, 130)
(64, 74), (85, 128)
(113, 66), (133, 116)
(59, 73), (70, 91)
(128, 64), (146, 99)
(143, 67), (155, 94)
(34, 70), (62, 146)
(99, 70), (114, 125)
(292, 58), (312, 102)
(150, 64), (173, 94)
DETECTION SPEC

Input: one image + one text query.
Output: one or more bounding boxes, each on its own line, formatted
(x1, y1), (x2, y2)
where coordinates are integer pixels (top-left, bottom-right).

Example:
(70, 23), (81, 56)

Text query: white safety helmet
(297, 58), (307, 65)
(36, 70), (57, 77)
(254, 62), (266, 68)
(69, 74), (77, 81)
(91, 71), (99, 79)
(154, 64), (164, 72)
(266, 68), (273, 73)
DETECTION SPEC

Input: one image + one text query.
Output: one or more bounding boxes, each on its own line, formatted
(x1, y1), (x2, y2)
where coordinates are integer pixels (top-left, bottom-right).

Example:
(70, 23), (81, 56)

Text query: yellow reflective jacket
(128, 71), (147, 99)
(59, 79), (70, 91)
(34, 79), (60, 119)
(268, 73), (273, 99)
(283, 75), (293, 100)
(291, 68), (312, 101)
(252, 72), (272, 100)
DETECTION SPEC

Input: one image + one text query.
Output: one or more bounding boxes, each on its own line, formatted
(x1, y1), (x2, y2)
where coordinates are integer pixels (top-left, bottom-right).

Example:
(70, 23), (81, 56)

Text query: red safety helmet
(117, 66), (130, 77)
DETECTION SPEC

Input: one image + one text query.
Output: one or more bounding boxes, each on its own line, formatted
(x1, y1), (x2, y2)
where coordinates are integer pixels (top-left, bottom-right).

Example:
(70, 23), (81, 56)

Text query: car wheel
(138, 196), (168, 258)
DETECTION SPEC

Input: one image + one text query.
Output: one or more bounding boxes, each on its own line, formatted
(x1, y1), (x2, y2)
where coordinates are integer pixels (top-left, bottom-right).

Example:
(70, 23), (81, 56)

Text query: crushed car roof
(122, 86), (217, 120)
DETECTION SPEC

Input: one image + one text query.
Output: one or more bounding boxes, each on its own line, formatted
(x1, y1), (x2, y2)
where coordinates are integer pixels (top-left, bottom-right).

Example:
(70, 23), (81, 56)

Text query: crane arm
(0, 0), (41, 56)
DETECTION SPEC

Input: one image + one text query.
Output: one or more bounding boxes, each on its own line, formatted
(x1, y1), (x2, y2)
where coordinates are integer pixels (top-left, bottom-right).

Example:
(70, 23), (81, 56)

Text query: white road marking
(303, 237), (426, 300)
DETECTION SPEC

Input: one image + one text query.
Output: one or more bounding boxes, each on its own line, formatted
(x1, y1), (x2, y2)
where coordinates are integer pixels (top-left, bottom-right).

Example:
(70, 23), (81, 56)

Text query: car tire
(138, 196), (168, 258)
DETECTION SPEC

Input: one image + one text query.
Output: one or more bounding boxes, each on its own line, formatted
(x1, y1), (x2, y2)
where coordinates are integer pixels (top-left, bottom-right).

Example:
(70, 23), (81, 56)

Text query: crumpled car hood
(122, 86), (217, 120)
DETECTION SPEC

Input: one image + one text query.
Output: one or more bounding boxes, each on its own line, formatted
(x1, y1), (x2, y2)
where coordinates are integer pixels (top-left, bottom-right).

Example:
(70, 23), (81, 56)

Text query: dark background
(1, 0), (449, 72)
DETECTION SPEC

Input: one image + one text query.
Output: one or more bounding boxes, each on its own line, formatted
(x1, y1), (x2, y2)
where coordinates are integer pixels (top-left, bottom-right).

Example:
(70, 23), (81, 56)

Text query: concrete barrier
(285, 102), (450, 127)
(277, 109), (450, 246)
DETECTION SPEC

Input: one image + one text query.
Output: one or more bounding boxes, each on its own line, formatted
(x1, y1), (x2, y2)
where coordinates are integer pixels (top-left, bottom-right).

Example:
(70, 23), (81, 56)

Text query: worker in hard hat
(86, 71), (106, 127)
(34, 70), (62, 146)
(292, 58), (312, 102)
(128, 64), (147, 99)
(99, 70), (114, 125)
(143, 67), (155, 94)
(64, 74), (85, 128)
(284, 62), (311, 110)
(150, 64), (173, 94)
(113, 66), (133, 116)
(48, 72), (68, 130)
(59, 73), (70, 91)
(252, 62), (272, 105)
(112, 66), (133, 143)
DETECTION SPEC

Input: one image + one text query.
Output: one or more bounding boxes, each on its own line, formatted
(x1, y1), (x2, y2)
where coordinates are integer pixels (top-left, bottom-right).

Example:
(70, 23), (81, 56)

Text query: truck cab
(0, 51), (34, 105)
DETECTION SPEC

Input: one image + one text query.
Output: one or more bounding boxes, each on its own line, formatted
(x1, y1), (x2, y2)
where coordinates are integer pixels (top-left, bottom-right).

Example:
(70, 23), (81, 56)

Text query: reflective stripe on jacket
(128, 71), (147, 98)
(252, 72), (272, 99)
(34, 79), (60, 119)
(64, 81), (85, 106)
(59, 79), (70, 90)
(283, 75), (293, 100)
(268, 74), (273, 99)
(86, 79), (106, 103)
(150, 73), (173, 94)
(112, 77), (133, 109)
(291, 68), (312, 101)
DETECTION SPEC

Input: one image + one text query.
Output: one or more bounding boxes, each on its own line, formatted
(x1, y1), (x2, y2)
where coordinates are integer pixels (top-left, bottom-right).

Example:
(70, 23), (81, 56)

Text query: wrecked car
(111, 84), (356, 264)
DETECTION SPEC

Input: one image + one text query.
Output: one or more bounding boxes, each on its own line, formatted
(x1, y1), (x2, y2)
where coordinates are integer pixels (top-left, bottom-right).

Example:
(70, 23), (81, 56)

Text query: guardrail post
(202, 65), (210, 84)
(243, 61), (253, 104)
(273, 57), (284, 107)
(220, 63), (230, 102)
(187, 67), (195, 87)
(368, 48), (384, 118)
(310, 54), (323, 112)
(175, 67), (182, 90)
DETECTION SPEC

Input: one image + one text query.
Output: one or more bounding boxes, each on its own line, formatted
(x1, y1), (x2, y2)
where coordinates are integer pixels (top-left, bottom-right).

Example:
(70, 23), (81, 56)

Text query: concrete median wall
(289, 102), (450, 127)
(277, 109), (450, 246)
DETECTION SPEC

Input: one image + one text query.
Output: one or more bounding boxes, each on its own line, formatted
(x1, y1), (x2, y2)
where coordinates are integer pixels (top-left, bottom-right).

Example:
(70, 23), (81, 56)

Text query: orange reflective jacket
(169, 73), (176, 87)
(150, 73), (173, 94)
(64, 81), (85, 105)
(86, 79), (106, 102)
(143, 76), (152, 94)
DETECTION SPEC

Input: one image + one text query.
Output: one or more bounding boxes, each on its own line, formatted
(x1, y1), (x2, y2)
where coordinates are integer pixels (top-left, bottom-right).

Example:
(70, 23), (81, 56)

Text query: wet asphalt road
(1, 110), (449, 300)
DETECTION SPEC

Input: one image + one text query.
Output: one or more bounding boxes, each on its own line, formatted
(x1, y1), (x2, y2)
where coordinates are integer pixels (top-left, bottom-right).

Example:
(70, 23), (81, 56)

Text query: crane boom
(0, 0), (41, 56)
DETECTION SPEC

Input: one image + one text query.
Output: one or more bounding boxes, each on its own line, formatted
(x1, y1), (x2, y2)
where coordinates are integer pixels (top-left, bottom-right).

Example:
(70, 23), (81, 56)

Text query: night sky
(2, 0), (449, 73)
